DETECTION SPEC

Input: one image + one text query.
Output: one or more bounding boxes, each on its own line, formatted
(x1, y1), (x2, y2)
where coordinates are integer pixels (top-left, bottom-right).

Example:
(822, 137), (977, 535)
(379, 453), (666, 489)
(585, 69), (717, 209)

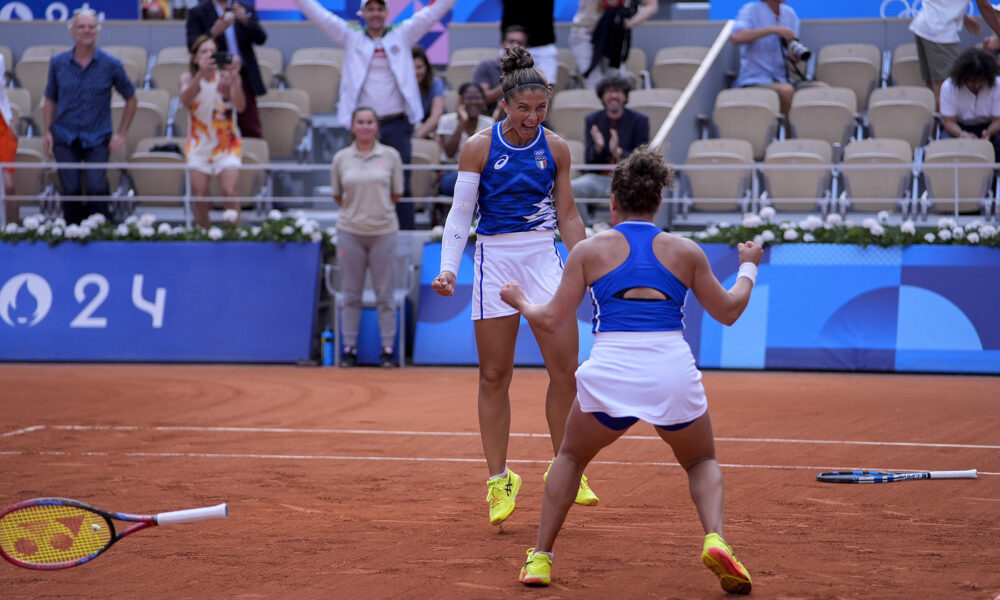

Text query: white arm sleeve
(439, 170), (480, 276)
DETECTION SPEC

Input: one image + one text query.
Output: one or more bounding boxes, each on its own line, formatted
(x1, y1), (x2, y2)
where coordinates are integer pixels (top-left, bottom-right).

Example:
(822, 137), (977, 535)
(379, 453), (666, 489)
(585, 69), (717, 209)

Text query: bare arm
(976, 0), (1000, 37)
(625, 0), (658, 29)
(730, 25), (796, 45)
(179, 70), (203, 107)
(292, 0), (352, 46)
(43, 98), (56, 157)
(548, 132), (586, 250)
(500, 239), (590, 333)
(415, 94), (445, 139)
(688, 239), (762, 326)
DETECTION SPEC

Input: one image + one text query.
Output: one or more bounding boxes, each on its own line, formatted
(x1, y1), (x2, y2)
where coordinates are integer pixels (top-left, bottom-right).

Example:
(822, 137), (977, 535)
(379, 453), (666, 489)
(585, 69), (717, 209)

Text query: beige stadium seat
(711, 87), (780, 159)
(151, 46), (191, 98)
(128, 152), (186, 201)
(22, 45), (69, 60)
(260, 88), (310, 117)
(104, 45), (149, 86)
(442, 88), (457, 114)
(6, 87), (32, 134)
(285, 59), (340, 114)
(890, 43), (922, 87)
(762, 138), (832, 212)
(788, 86), (857, 146)
(169, 97), (189, 138)
(681, 138), (754, 212)
(1, 45), (12, 74)
(840, 138), (912, 213)
(14, 56), (51, 108)
(565, 137), (584, 178)
(548, 89), (602, 143)
(237, 137), (270, 199)
(921, 138), (995, 215)
(444, 47), (496, 88)
(866, 86), (936, 149)
(628, 87), (681, 129)
(257, 101), (308, 160)
(409, 137), (441, 199)
(623, 47), (649, 89)
(12, 146), (50, 199)
(815, 43), (881, 110)
(651, 46), (708, 90)
(289, 47), (343, 65)
(254, 46), (284, 88)
(112, 89), (169, 159)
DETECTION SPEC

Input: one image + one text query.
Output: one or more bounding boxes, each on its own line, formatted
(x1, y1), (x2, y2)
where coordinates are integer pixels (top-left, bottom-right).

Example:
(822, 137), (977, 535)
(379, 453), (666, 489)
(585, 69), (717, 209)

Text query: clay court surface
(1, 365), (997, 599)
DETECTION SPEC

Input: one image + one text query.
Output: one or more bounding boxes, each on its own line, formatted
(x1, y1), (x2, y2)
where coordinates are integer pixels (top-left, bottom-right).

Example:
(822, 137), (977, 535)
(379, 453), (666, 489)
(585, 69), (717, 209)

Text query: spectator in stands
(186, 0), (268, 138)
(909, 0), (982, 110)
(44, 7), (136, 225)
(0, 53), (16, 225)
(940, 47), (1000, 160)
(142, 0), (169, 19)
(330, 106), (404, 368)
(475, 25), (528, 118)
(572, 0), (658, 89)
(730, 0), (823, 117)
(293, 0), (458, 230)
(571, 73), (649, 222)
(502, 0), (558, 82)
(180, 35), (245, 228)
(436, 82), (493, 195)
(412, 46), (445, 140)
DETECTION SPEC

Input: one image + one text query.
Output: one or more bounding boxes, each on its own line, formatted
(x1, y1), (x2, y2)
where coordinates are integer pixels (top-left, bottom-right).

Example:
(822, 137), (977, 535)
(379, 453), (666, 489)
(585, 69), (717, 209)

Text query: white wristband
(737, 262), (757, 285)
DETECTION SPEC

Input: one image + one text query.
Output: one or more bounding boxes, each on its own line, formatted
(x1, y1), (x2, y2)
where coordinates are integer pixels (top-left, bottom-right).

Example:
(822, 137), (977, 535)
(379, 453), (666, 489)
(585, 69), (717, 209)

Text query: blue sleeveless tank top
(589, 221), (688, 333)
(476, 121), (558, 235)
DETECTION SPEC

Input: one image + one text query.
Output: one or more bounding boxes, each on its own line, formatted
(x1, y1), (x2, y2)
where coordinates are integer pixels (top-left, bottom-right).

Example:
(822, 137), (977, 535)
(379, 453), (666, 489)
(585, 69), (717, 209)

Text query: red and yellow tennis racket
(0, 497), (228, 570)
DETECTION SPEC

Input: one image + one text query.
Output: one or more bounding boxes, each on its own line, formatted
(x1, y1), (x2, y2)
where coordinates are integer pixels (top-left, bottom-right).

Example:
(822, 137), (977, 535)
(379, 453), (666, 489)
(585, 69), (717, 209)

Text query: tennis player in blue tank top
(502, 147), (762, 594)
(432, 46), (597, 528)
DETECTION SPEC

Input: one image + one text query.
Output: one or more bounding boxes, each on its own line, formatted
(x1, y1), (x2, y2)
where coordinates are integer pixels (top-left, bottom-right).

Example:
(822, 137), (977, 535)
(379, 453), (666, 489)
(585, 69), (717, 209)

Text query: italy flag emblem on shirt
(535, 158), (547, 169)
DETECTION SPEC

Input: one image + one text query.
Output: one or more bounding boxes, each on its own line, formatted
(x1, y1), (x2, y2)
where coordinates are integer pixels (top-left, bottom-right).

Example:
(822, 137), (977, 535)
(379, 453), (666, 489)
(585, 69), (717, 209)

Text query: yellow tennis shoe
(701, 532), (752, 595)
(543, 459), (599, 506)
(486, 470), (521, 525)
(518, 547), (551, 586)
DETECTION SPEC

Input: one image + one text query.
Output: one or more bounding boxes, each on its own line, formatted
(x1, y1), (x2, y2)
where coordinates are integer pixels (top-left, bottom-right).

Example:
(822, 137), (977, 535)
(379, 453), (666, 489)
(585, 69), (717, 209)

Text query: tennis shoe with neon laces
(518, 547), (551, 586)
(486, 470), (521, 525)
(701, 532), (752, 595)
(544, 459), (599, 506)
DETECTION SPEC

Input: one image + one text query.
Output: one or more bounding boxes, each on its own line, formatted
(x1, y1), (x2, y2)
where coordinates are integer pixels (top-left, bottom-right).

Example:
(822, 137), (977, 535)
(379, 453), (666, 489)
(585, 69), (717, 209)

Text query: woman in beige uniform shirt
(330, 106), (404, 367)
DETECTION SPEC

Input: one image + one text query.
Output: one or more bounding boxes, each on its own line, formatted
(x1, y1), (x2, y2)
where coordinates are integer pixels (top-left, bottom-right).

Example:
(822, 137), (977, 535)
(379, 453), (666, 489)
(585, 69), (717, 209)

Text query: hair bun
(500, 46), (535, 74)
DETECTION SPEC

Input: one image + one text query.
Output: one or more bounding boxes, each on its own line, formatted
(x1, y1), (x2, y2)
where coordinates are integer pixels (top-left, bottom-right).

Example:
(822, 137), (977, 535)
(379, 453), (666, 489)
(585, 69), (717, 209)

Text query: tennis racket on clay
(816, 469), (978, 484)
(0, 497), (228, 570)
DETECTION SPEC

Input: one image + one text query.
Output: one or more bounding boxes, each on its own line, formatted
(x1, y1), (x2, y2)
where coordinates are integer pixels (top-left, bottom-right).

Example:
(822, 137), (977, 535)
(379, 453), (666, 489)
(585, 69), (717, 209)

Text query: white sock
(532, 550), (553, 558)
(488, 467), (508, 481)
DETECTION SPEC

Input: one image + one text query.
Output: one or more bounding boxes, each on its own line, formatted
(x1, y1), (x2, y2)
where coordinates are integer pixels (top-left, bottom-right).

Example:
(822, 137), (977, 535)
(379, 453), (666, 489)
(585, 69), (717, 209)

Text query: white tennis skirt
(576, 330), (708, 426)
(472, 230), (563, 320)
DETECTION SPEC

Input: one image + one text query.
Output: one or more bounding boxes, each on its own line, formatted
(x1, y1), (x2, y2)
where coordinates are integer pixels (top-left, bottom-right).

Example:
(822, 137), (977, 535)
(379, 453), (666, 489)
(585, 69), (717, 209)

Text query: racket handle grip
(929, 469), (978, 479)
(156, 503), (229, 526)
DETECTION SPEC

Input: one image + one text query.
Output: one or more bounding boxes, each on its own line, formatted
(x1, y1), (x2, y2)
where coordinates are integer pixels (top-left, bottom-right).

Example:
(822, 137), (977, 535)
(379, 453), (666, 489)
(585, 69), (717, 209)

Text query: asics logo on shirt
(494, 154), (509, 170)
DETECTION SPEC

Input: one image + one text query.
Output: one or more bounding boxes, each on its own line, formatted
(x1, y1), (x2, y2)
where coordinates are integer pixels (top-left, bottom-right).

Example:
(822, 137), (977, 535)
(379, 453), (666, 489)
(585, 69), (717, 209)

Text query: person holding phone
(186, 0), (268, 138)
(179, 34), (245, 228)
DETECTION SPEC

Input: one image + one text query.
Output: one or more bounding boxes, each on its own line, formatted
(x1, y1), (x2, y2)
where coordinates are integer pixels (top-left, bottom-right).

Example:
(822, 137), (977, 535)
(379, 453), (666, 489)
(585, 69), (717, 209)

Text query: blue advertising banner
(709, 0), (983, 20)
(0, 0), (138, 21)
(0, 242), (321, 362)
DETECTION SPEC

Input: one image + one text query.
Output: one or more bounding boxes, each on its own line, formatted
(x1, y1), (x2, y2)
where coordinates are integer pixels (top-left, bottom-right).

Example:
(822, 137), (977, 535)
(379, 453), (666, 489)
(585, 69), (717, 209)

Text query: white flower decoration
(900, 220), (916, 235)
(952, 227), (964, 238)
(281, 225), (294, 236)
(924, 232), (936, 243)
(138, 226), (155, 238)
(268, 209), (283, 220)
(139, 213), (156, 228)
(967, 232), (980, 244)
(742, 213), (762, 228)
(23, 216), (39, 230)
(937, 217), (957, 229)
(799, 215), (823, 231)
(116, 224), (130, 237)
(593, 222), (611, 233)
(706, 225), (720, 236)
(694, 231), (709, 240)
(980, 225), (996, 238)
(78, 225), (91, 238)
(4, 223), (17, 234)
(967, 219), (984, 231)
(65, 224), (81, 238)
(124, 215), (138, 225)
(585, 226), (595, 238)
(431, 225), (444, 238)
(718, 221), (731, 229)
(938, 229), (952, 241)
(868, 224), (885, 236)
(760, 229), (776, 242)
(53, 217), (66, 228)
(208, 227), (224, 241)
(826, 213), (842, 226)
(51, 226), (64, 237)
(310, 232), (323, 243)
(753, 234), (764, 245)
(779, 221), (791, 230)
(759, 206), (776, 221)
(876, 210), (890, 223)
(222, 209), (239, 223)
(157, 223), (172, 235)
(803, 232), (815, 242)
(251, 226), (262, 236)
(783, 229), (799, 240)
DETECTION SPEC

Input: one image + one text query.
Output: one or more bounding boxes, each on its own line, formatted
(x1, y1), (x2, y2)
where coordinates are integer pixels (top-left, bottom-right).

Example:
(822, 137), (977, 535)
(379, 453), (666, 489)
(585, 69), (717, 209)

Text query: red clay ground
(1, 365), (997, 599)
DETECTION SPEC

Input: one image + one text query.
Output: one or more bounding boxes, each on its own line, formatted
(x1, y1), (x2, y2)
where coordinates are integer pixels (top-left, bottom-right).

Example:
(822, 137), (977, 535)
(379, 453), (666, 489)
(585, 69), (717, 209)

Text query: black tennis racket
(0, 497), (228, 570)
(816, 469), (978, 484)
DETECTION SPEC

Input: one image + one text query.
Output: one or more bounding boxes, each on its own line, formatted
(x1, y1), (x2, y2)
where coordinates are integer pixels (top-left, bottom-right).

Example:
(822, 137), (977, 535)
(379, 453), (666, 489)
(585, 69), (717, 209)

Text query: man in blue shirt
(730, 0), (813, 117)
(43, 7), (136, 224)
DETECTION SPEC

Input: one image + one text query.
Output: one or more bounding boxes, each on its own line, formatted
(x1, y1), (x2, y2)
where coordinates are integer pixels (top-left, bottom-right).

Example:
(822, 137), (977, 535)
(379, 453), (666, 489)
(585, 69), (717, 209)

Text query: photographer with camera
(179, 34), (245, 228)
(186, 0), (268, 138)
(730, 0), (823, 117)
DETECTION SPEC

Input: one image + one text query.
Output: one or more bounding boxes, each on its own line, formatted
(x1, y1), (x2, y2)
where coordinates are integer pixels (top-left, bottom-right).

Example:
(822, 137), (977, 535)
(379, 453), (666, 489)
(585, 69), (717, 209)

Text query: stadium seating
(866, 85), (936, 149)
(815, 43), (881, 110)
(839, 138), (913, 213)
(0, 45), (12, 74)
(258, 89), (311, 160)
(761, 138), (832, 212)
(150, 46), (191, 97)
(254, 46), (284, 88)
(285, 55), (340, 115)
(628, 87), (681, 127)
(678, 138), (754, 213)
(651, 46), (708, 90)
(565, 137), (584, 179)
(710, 87), (781, 159)
(408, 136), (441, 199)
(547, 89), (602, 143)
(12, 141), (50, 199)
(890, 43), (922, 87)
(21, 45), (69, 60)
(104, 45), (149, 86)
(444, 47), (495, 90)
(13, 56), (50, 108)
(920, 138), (995, 215)
(788, 86), (857, 147)
(623, 47), (650, 89)
(5, 87), (32, 135)
(112, 88), (171, 158)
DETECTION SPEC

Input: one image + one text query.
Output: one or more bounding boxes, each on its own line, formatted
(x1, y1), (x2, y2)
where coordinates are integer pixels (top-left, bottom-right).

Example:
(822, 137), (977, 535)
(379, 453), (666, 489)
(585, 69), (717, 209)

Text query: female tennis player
(501, 146), (761, 594)
(431, 46), (595, 526)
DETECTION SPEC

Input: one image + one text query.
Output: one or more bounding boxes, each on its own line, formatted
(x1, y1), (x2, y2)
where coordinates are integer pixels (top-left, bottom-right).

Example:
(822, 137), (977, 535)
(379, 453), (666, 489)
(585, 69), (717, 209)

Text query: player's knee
(479, 366), (513, 390)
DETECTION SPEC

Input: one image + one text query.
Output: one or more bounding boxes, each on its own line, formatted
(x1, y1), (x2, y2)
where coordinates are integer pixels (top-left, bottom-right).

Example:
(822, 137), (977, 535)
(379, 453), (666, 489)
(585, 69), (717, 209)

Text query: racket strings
(0, 505), (111, 566)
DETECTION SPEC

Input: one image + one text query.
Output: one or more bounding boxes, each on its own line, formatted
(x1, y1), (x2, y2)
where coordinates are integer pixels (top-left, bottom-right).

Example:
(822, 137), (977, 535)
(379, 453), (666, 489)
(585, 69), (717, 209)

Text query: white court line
(0, 449), (996, 476)
(25, 425), (1000, 451)
(1, 425), (46, 438)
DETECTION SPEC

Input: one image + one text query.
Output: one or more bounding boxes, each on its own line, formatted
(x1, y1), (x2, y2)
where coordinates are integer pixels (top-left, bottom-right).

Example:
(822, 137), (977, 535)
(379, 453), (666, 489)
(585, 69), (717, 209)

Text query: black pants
(52, 139), (111, 224)
(378, 114), (414, 230)
(957, 122), (1000, 162)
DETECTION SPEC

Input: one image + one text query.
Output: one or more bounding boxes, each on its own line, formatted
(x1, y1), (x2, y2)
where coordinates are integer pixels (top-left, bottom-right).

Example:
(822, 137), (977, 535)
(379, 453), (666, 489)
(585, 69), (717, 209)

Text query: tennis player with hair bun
(501, 146), (761, 594)
(431, 46), (597, 527)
